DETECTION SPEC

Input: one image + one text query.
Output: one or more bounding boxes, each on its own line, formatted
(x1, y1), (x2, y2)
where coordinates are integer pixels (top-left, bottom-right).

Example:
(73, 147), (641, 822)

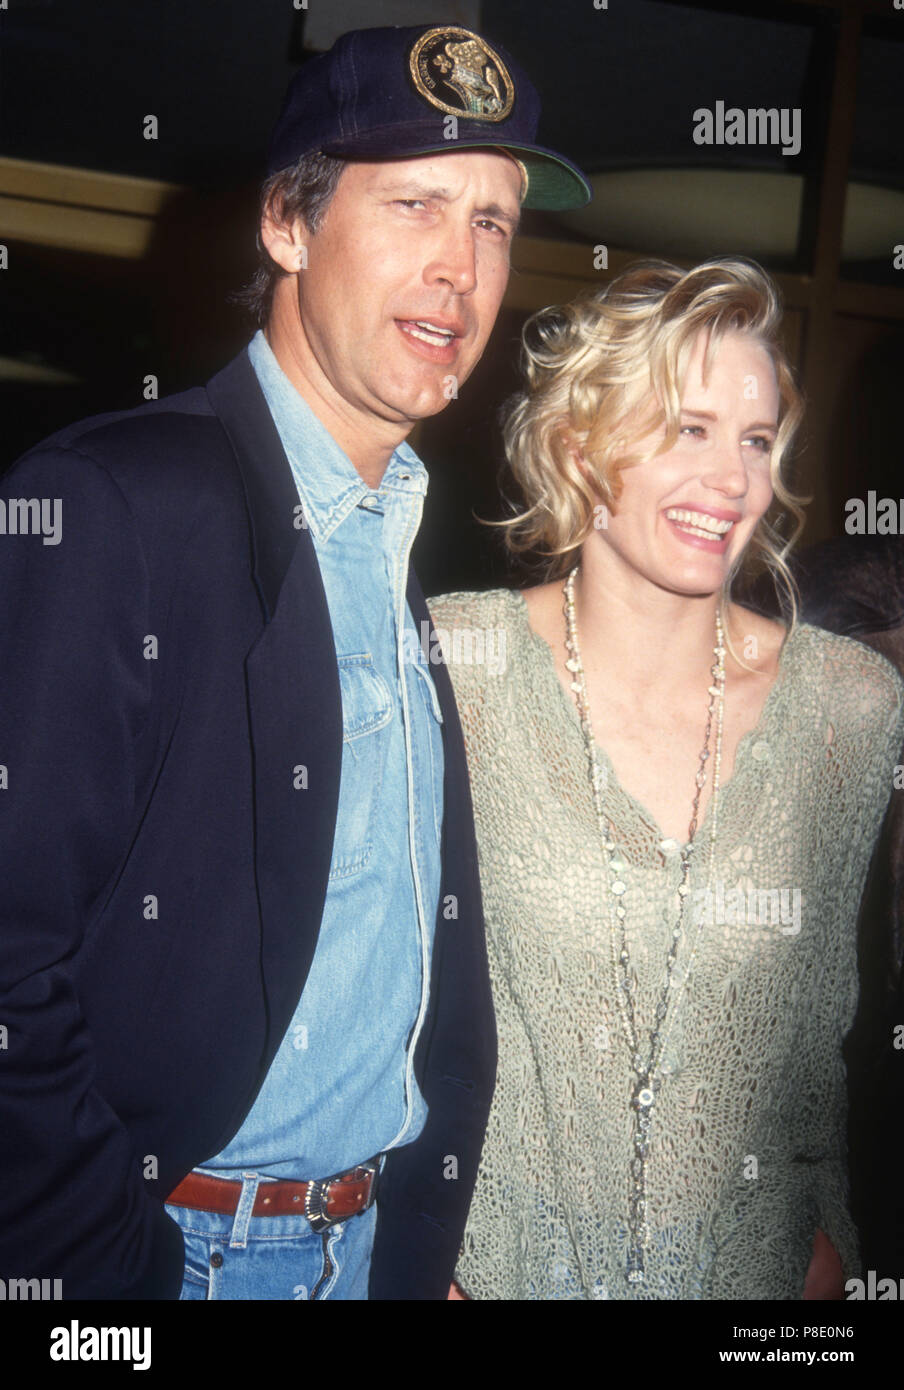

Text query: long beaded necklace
(563, 564), (726, 1286)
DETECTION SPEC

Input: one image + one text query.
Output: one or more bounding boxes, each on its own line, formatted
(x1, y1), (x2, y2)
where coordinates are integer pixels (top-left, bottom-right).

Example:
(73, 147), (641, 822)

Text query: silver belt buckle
(303, 1158), (380, 1233)
(303, 1178), (333, 1233)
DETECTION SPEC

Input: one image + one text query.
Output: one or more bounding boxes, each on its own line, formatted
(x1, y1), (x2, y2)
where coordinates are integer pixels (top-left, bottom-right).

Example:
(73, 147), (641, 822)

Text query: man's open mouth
(398, 320), (458, 347)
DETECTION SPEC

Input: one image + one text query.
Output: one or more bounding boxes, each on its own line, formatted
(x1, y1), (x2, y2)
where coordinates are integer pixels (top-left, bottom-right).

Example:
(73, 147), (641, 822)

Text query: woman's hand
(803, 1228), (845, 1300)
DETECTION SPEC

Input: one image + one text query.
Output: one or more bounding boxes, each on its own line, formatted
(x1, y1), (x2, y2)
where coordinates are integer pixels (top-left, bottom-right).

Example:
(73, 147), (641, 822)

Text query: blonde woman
(430, 259), (904, 1300)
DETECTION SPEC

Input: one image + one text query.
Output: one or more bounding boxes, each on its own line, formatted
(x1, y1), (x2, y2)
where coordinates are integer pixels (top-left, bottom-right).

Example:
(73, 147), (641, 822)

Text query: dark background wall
(2, 0), (902, 595)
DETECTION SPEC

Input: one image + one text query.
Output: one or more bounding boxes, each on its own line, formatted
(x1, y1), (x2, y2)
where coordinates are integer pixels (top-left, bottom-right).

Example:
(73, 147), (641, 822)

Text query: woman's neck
(569, 539), (725, 701)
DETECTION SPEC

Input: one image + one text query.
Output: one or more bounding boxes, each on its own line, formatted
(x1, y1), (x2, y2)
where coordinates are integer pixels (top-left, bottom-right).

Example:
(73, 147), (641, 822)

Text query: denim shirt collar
(247, 330), (427, 545)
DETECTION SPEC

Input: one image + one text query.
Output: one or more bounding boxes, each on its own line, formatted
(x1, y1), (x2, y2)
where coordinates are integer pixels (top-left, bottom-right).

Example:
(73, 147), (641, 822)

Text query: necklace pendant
(633, 1082), (655, 1111)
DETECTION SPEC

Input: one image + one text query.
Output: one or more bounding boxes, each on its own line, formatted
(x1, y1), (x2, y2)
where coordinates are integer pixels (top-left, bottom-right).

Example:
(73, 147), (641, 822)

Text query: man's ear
(260, 204), (308, 274)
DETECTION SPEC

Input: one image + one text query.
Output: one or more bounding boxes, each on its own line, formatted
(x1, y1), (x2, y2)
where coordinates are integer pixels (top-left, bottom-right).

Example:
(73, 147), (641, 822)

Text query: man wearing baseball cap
(0, 25), (589, 1301)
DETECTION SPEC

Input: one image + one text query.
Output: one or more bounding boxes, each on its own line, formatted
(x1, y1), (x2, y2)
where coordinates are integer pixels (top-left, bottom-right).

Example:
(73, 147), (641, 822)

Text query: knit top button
(751, 740), (771, 762)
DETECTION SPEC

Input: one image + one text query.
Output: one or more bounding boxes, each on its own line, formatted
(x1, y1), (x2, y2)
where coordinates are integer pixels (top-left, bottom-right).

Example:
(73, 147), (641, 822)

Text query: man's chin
(385, 388), (458, 427)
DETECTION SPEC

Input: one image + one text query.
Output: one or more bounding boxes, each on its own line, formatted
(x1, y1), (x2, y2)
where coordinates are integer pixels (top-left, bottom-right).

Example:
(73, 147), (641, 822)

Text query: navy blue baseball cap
(267, 24), (592, 211)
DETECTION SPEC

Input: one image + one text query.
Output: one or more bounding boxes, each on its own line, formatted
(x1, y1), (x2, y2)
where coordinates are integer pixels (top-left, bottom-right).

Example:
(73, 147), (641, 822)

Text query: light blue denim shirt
(202, 330), (444, 1179)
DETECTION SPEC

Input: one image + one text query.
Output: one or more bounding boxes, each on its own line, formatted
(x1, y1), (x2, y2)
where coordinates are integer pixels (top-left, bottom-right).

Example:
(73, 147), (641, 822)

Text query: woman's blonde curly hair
(497, 257), (808, 629)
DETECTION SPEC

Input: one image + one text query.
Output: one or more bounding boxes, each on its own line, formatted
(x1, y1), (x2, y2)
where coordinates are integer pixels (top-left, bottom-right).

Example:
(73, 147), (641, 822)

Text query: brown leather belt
(166, 1161), (380, 1232)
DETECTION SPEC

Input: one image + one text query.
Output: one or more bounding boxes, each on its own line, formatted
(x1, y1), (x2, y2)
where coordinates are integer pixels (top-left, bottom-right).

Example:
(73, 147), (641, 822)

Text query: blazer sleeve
(0, 443), (184, 1298)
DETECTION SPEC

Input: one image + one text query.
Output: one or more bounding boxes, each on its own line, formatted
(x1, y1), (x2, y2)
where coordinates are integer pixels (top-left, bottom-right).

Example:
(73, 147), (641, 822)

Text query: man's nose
(425, 225), (478, 296)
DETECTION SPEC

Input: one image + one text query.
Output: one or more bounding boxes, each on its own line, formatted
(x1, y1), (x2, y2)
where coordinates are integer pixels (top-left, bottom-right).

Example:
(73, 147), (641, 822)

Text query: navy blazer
(0, 349), (496, 1300)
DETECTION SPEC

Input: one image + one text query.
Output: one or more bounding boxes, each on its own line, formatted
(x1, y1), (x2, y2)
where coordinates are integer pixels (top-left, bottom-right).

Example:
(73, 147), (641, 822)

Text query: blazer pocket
(329, 653), (393, 880)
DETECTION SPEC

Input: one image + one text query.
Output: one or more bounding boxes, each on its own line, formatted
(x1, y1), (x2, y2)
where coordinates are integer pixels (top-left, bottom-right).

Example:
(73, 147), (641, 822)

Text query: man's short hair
(233, 151), (346, 327)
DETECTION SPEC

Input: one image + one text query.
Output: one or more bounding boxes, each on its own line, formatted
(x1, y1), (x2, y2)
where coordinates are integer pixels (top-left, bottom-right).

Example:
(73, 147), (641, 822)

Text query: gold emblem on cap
(409, 28), (514, 123)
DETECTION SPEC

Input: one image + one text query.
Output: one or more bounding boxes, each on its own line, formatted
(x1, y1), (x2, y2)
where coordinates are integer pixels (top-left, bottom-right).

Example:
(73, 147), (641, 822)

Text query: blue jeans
(164, 1173), (377, 1300)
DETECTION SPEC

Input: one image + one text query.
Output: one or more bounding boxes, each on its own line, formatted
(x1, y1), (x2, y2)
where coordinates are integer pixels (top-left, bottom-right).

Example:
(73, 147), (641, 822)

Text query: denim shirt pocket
(329, 653), (393, 881)
(411, 654), (445, 847)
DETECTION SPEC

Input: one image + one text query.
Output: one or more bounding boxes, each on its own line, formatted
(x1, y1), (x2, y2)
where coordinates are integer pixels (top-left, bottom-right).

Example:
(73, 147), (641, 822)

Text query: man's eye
(475, 218), (506, 235)
(396, 199), (427, 210)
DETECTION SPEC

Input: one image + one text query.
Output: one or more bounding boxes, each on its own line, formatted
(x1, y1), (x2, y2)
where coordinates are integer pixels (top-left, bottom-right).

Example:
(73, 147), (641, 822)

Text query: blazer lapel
(206, 351), (342, 1061)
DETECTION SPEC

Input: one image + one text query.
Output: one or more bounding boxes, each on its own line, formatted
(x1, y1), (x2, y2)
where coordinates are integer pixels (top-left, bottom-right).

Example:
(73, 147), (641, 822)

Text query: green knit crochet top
(428, 587), (904, 1300)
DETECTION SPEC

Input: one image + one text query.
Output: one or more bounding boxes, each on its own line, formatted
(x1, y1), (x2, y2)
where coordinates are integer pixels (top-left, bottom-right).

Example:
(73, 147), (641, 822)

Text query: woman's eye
(680, 424), (705, 438)
(744, 435), (774, 453)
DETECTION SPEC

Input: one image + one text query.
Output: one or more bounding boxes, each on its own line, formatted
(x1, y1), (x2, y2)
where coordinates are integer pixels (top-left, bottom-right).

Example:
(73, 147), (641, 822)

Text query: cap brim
(320, 129), (591, 211)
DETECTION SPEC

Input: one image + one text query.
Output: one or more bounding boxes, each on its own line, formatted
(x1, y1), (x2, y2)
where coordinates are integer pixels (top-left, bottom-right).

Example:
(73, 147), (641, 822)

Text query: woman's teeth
(400, 320), (456, 346)
(665, 508), (735, 540)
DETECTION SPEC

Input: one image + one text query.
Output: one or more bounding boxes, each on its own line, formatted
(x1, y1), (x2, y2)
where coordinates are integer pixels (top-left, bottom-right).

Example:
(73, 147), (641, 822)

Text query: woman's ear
(571, 445), (592, 483)
(566, 432), (597, 487)
(556, 420), (590, 482)
(569, 442), (613, 529)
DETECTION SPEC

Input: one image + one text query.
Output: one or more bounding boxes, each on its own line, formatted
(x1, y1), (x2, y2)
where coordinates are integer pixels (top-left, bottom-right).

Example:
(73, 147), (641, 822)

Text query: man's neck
(262, 319), (406, 490)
